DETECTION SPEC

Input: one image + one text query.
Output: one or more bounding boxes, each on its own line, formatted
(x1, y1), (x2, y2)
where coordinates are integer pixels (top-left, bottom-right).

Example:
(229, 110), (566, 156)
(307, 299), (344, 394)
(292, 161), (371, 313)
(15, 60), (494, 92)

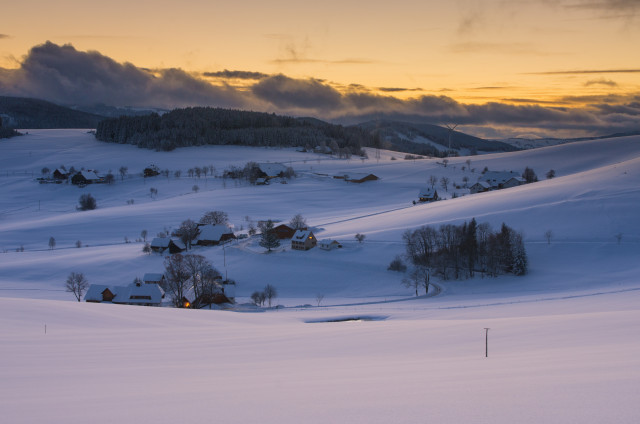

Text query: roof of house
(419, 187), (438, 197)
(196, 224), (234, 242)
(84, 282), (164, 304)
(471, 181), (491, 189)
(481, 171), (520, 185)
(335, 172), (379, 182)
(150, 237), (170, 248)
(319, 239), (340, 246)
(292, 229), (314, 241)
(143, 273), (164, 282)
(76, 170), (101, 181)
(257, 163), (288, 177)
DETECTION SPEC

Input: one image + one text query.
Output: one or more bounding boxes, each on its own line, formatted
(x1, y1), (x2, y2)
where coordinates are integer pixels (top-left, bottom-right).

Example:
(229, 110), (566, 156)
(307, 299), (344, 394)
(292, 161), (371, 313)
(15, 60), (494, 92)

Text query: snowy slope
(1, 130), (639, 423)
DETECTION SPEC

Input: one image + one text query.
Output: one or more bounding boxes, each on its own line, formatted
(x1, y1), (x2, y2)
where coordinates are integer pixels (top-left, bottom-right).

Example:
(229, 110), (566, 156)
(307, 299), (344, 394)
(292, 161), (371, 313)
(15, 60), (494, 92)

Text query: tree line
(402, 219), (527, 281)
(95, 107), (370, 155)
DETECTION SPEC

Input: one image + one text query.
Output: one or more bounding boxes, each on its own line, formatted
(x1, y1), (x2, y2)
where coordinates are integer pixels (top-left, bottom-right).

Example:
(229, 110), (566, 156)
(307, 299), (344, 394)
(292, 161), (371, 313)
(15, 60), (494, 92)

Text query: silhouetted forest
(95, 107), (371, 154)
(0, 96), (104, 129)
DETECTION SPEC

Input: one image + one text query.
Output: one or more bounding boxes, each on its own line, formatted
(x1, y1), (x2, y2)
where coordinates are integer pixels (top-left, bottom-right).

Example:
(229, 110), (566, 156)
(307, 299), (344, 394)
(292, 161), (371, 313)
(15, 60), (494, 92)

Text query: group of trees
(163, 253), (223, 308)
(402, 219), (527, 283)
(222, 161), (295, 184)
(251, 284), (278, 307)
(95, 107), (368, 155)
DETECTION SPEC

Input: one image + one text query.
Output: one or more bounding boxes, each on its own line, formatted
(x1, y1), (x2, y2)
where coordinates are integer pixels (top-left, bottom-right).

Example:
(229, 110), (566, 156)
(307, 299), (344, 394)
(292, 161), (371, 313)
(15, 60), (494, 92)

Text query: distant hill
(0, 96), (105, 129)
(354, 120), (518, 156)
(500, 131), (640, 150)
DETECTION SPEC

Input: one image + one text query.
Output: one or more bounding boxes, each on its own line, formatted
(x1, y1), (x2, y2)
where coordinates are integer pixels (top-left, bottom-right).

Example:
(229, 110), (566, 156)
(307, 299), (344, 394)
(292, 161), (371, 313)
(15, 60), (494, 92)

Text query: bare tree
(544, 230), (553, 244)
(289, 213), (307, 230)
(150, 187), (158, 198)
(429, 175), (438, 189)
(163, 254), (192, 307)
(104, 173), (115, 185)
(192, 185), (199, 193)
(142, 242), (151, 255)
(141, 229), (148, 242)
(75, 240), (82, 248)
(402, 267), (430, 296)
(48, 236), (56, 250)
(440, 176), (450, 192)
(251, 291), (265, 306)
(65, 272), (89, 302)
(119, 166), (128, 181)
(200, 210), (228, 225)
(174, 170), (182, 179)
(355, 233), (366, 243)
(264, 284), (277, 307)
(78, 193), (97, 210)
(183, 254), (220, 306)
(41, 167), (50, 177)
(174, 219), (200, 250)
(546, 169), (556, 179)
(316, 293), (325, 307)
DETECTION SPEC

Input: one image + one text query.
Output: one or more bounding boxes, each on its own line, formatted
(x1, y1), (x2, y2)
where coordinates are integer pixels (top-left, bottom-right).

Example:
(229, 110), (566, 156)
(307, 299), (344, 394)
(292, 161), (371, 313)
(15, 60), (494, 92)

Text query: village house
(150, 237), (186, 254)
(144, 165), (160, 177)
(418, 187), (439, 202)
(273, 224), (297, 239)
(52, 168), (69, 181)
(194, 224), (236, 246)
(480, 171), (521, 190)
(291, 229), (317, 250)
(469, 181), (491, 194)
(257, 163), (289, 180)
(71, 170), (103, 186)
(319, 239), (342, 250)
(334, 173), (379, 183)
(503, 176), (526, 189)
(85, 280), (165, 306)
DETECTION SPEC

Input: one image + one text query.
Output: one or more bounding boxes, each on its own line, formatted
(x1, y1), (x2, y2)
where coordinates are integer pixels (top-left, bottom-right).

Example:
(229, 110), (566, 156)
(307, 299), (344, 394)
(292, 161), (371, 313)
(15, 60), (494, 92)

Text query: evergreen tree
(259, 220), (280, 252)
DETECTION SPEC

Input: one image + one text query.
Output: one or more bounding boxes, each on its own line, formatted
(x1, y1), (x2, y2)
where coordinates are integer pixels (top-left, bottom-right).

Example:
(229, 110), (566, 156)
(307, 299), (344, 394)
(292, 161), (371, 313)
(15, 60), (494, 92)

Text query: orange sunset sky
(1, 0), (639, 137)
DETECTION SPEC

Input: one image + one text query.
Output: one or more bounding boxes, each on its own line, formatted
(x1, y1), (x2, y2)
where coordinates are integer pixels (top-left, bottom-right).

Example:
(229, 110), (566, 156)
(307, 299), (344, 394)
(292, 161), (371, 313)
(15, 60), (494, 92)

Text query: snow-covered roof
(143, 273), (164, 283)
(171, 239), (186, 250)
(84, 282), (164, 304)
(293, 229), (314, 240)
(84, 284), (115, 302)
(471, 181), (491, 189)
(419, 187), (437, 197)
(196, 224), (234, 242)
(78, 170), (100, 180)
(319, 239), (340, 247)
(257, 163), (288, 177)
(481, 171), (520, 185)
(150, 237), (170, 248)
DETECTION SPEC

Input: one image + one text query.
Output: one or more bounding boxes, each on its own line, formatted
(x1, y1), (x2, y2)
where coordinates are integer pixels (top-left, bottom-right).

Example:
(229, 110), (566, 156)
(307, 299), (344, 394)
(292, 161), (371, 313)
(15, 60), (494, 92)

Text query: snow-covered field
(1, 130), (639, 423)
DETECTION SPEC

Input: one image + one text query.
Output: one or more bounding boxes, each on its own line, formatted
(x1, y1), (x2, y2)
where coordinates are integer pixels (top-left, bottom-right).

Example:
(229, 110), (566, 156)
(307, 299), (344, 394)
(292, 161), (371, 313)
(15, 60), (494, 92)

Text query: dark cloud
(203, 69), (270, 80)
(0, 41), (249, 109)
(1, 42), (637, 138)
(378, 87), (423, 92)
(251, 74), (342, 110)
(584, 78), (618, 87)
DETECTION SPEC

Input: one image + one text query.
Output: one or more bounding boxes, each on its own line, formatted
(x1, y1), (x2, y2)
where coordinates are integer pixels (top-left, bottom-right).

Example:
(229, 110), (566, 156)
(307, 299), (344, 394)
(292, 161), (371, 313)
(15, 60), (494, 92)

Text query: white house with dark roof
(480, 171), (521, 189)
(150, 237), (186, 254)
(469, 181), (491, 194)
(291, 229), (317, 251)
(319, 239), (342, 250)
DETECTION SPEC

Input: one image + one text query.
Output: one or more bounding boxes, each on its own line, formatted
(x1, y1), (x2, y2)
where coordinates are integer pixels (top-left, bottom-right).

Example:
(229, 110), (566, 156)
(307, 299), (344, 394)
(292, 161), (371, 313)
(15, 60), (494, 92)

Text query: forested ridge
(95, 107), (372, 154)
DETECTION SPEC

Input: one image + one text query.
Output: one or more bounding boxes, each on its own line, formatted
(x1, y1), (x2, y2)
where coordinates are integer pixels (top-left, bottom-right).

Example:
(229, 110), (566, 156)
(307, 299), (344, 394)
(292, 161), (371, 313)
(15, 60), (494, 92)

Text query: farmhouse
(71, 170), (102, 186)
(150, 237), (186, 254)
(469, 181), (491, 194)
(144, 165), (160, 177)
(85, 280), (165, 306)
(418, 187), (439, 202)
(273, 224), (297, 239)
(503, 176), (526, 189)
(257, 163), (288, 180)
(195, 224), (236, 246)
(52, 168), (69, 181)
(319, 239), (342, 250)
(291, 230), (317, 250)
(480, 171), (521, 189)
(334, 173), (379, 183)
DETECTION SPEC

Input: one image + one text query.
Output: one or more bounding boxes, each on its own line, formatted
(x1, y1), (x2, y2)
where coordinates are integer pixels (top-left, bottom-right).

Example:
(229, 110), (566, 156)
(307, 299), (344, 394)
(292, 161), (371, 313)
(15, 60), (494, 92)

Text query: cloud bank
(0, 42), (638, 138)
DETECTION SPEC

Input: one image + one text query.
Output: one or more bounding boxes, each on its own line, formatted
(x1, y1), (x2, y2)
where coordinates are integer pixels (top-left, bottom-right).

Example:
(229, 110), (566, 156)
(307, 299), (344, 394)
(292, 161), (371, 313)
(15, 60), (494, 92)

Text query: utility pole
(484, 328), (490, 357)
(445, 124), (458, 157)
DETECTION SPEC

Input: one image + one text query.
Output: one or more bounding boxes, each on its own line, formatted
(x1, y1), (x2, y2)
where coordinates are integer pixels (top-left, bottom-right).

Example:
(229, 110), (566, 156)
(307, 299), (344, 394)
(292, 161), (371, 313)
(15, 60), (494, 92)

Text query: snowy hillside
(1, 129), (639, 423)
